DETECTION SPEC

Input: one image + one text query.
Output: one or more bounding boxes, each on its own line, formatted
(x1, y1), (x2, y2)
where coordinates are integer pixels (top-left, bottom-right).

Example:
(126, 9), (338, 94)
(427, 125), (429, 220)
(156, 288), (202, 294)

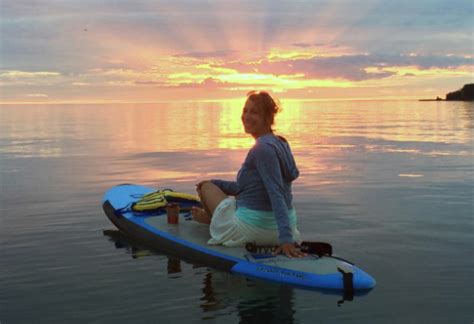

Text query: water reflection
(198, 267), (298, 323)
(167, 257), (182, 276)
(1, 101), (472, 160)
(236, 284), (296, 324)
(103, 229), (155, 259)
(103, 228), (359, 322)
(460, 101), (474, 129)
(103, 229), (298, 321)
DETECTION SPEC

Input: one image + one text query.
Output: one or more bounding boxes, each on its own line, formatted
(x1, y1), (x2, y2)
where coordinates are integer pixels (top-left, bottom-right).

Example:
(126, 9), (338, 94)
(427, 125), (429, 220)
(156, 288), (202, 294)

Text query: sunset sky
(1, 0), (473, 103)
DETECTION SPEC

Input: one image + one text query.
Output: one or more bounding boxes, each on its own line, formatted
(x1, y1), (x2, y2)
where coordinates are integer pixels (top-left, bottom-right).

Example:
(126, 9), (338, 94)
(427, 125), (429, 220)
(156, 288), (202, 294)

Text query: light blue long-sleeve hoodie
(211, 134), (299, 243)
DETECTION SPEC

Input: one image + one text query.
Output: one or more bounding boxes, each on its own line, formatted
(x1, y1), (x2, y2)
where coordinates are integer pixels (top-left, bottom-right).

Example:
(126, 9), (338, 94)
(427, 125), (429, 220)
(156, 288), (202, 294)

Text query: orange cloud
(365, 65), (472, 77)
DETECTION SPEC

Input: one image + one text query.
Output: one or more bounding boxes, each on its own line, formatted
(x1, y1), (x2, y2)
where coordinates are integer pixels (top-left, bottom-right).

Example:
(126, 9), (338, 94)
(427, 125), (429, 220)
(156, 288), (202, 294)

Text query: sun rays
(1, 1), (473, 103)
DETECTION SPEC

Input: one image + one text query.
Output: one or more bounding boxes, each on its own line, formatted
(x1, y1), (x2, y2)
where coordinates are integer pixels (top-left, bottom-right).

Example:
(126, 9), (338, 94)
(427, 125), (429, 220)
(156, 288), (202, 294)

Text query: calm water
(1, 100), (473, 323)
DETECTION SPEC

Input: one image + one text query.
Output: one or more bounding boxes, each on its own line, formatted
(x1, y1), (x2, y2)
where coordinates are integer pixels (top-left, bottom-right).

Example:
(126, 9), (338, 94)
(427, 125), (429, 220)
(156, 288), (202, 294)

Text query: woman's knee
(200, 181), (218, 192)
(200, 181), (227, 214)
(196, 181), (214, 197)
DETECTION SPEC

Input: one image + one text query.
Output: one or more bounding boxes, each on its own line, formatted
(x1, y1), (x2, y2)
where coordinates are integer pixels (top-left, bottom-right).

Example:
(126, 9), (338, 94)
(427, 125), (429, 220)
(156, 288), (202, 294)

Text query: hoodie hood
(258, 134), (299, 182)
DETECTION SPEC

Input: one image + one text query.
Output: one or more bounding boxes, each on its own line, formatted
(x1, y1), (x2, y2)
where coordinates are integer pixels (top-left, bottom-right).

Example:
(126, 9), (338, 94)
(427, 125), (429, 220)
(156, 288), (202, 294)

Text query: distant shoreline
(419, 98), (444, 102)
(420, 84), (474, 102)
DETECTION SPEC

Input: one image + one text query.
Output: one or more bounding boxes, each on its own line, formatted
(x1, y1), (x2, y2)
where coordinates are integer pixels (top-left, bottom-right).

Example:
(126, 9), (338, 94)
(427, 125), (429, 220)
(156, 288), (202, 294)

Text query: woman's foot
(191, 207), (211, 224)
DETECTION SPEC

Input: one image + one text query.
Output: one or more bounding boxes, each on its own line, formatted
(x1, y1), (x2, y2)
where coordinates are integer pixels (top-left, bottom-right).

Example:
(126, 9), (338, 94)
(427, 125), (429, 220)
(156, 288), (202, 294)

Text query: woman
(191, 91), (306, 258)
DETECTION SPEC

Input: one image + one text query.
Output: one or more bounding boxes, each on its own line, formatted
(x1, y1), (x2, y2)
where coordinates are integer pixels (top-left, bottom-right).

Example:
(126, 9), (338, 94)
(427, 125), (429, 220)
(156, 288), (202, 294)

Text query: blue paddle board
(102, 184), (376, 293)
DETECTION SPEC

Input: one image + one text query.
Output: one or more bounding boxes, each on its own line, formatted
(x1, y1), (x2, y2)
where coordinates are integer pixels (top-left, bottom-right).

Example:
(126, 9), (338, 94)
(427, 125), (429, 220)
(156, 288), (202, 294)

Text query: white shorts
(207, 197), (301, 247)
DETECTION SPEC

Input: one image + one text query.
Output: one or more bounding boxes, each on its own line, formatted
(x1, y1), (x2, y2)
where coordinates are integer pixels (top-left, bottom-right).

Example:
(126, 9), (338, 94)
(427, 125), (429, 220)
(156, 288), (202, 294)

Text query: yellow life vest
(131, 189), (201, 212)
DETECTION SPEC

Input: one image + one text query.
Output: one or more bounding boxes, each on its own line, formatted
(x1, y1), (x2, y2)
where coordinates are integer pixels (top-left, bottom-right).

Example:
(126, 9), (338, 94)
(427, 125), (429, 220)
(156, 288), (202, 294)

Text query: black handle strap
(337, 266), (354, 305)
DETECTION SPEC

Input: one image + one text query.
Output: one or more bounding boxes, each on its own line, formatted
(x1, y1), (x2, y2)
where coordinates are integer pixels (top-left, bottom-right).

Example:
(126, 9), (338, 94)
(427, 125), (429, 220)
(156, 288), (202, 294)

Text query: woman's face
(241, 99), (270, 138)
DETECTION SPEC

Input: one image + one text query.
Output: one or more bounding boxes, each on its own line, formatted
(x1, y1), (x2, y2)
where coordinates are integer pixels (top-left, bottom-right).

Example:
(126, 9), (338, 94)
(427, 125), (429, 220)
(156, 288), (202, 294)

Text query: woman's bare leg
(192, 181), (227, 224)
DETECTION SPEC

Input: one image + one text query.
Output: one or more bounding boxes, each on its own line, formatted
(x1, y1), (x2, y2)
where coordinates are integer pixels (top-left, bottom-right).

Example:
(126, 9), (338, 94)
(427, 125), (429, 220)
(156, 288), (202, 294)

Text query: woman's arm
(253, 143), (306, 258)
(207, 179), (239, 196)
(254, 145), (292, 243)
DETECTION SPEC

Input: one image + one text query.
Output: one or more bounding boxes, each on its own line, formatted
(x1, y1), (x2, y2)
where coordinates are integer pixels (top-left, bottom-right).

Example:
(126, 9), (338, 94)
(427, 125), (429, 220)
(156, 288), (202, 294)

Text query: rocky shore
(445, 84), (474, 101)
(419, 84), (474, 101)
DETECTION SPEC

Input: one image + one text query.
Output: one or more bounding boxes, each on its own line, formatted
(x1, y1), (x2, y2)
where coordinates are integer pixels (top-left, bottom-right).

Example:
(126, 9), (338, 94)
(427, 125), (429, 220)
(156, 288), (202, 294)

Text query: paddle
(299, 241), (333, 257)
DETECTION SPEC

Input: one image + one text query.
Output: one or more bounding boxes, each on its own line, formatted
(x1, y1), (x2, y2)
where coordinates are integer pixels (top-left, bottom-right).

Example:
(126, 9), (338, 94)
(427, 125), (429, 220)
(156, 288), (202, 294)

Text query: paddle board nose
(353, 268), (377, 290)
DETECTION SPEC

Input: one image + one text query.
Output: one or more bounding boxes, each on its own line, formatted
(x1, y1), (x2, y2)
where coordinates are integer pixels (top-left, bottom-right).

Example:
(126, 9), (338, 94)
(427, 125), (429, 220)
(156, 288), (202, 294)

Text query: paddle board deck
(102, 184), (376, 292)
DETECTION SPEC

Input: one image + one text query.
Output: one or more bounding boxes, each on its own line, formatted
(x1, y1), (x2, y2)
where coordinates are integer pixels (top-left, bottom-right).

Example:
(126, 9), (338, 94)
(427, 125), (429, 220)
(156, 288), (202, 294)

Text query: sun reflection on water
(0, 101), (472, 160)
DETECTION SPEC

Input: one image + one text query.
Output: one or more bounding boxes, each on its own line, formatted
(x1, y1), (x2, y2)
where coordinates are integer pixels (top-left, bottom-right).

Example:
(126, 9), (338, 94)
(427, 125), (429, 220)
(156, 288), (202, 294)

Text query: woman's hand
(273, 242), (307, 258)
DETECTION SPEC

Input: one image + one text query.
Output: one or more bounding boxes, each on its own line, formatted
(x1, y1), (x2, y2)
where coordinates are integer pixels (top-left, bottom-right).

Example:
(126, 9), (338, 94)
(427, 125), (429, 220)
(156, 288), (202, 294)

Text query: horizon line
(0, 96), (430, 105)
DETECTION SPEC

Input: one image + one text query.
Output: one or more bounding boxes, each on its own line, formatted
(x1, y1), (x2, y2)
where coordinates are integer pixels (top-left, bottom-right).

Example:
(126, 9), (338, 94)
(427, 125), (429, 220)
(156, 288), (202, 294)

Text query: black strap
(337, 267), (354, 305)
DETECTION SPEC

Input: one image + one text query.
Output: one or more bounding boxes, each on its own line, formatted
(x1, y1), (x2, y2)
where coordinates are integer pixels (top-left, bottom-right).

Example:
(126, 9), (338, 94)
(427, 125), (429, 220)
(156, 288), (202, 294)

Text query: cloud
(1, 0), (473, 101)
(72, 82), (91, 86)
(134, 80), (163, 85)
(173, 50), (237, 59)
(25, 93), (48, 97)
(292, 42), (340, 49)
(167, 77), (255, 90)
(292, 43), (312, 49)
(217, 53), (474, 82)
(0, 70), (61, 78)
(0, 70), (62, 86)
